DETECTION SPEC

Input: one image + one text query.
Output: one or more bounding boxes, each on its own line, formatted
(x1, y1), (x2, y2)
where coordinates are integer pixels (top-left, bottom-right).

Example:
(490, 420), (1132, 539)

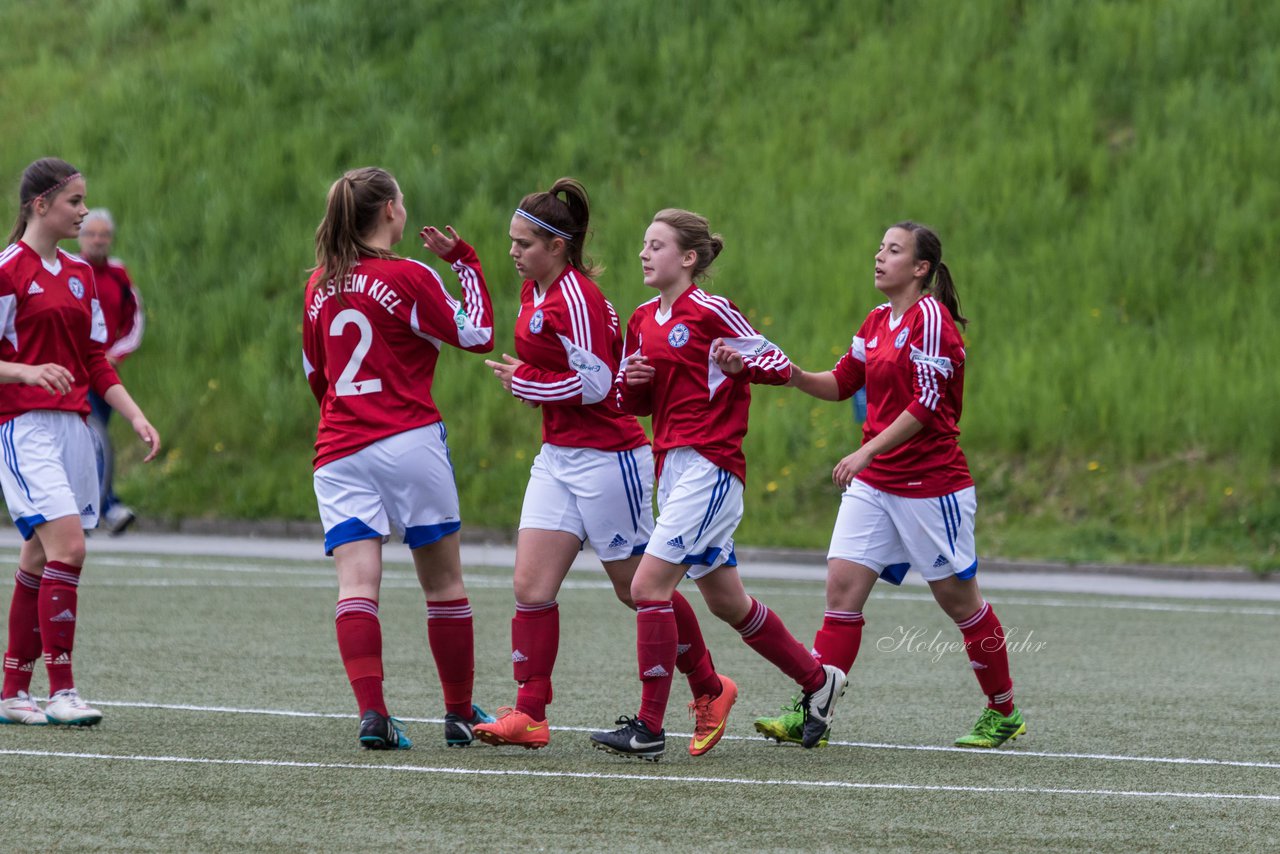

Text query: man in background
(78, 209), (145, 534)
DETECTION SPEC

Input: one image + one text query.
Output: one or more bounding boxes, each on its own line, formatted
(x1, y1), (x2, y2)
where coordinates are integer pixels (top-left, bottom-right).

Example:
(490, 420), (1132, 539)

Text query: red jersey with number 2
(302, 242), (493, 469)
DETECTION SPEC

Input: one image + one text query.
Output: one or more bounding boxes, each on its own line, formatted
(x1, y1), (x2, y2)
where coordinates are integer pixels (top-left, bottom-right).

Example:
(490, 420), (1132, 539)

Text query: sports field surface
(1, 536), (1276, 852)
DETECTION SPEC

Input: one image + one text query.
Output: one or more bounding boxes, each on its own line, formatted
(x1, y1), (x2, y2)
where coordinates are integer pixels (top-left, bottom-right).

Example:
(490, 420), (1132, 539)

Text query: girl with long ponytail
(756, 221), (1025, 751)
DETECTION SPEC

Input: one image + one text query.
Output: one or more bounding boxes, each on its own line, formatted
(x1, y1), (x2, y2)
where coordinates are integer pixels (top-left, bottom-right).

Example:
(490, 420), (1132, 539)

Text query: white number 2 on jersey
(330, 308), (383, 396)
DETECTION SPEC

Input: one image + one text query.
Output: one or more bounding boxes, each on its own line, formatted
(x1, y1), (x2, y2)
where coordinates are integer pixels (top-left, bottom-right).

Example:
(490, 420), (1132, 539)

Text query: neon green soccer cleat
(954, 706), (1026, 748)
(753, 696), (828, 747)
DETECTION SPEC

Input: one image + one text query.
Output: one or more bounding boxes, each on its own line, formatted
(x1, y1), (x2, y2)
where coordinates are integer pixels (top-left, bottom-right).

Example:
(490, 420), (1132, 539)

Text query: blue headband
(515, 208), (573, 241)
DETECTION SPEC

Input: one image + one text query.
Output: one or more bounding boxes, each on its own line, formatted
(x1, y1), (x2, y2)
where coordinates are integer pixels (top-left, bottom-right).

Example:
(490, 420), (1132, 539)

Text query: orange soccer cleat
(688, 674), (737, 756)
(472, 706), (550, 749)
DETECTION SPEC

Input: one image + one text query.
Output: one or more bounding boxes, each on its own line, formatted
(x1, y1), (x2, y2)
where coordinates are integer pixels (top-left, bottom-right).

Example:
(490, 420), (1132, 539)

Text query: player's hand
(832, 448), (872, 488)
(711, 338), (744, 375)
(420, 225), (461, 258)
(484, 353), (523, 394)
(20, 363), (74, 396)
(131, 417), (161, 463)
(624, 354), (654, 386)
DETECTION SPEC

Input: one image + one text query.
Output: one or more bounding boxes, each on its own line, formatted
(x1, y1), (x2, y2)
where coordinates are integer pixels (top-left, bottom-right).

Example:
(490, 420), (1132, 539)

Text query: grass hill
(2, 0), (1276, 568)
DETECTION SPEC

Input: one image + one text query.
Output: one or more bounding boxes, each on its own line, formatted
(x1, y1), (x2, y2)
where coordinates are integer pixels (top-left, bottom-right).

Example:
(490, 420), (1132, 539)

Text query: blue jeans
(87, 390), (121, 515)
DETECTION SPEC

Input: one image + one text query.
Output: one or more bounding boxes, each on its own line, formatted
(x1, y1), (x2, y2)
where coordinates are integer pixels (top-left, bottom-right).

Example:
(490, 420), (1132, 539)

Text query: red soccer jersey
(616, 284), (791, 483)
(302, 241), (493, 469)
(83, 258), (143, 362)
(831, 296), (973, 497)
(0, 242), (121, 424)
(510, 265), (647, 452)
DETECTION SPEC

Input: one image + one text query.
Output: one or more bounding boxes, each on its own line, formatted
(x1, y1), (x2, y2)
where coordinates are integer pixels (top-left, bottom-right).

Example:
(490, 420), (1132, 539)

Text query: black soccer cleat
(359, 709), (412, 750)
(590, 715), (665, 762)
(444, 704), (496, 747)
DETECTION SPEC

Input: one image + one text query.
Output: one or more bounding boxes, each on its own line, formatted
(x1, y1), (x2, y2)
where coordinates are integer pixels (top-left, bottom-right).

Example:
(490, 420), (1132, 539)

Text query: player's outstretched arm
(787, 367), (842, 400)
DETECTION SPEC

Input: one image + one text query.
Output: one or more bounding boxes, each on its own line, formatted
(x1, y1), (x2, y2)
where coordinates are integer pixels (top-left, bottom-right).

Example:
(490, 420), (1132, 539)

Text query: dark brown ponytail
(314, 167), (400, 287)
(515, 177), (600, 277)
(893, 220), (968, 329)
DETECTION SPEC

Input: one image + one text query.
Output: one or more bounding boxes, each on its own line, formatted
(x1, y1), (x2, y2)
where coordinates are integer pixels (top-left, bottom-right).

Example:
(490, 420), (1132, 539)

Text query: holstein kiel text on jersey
(307, 273), (402, 322)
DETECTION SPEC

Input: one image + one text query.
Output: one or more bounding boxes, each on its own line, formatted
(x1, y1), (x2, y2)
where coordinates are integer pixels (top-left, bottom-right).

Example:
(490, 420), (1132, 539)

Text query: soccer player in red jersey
(0, 158), (161, 728)
(77, 209), (145, 534)
(589, 209), (846, 761)
(753, 222), (1026, 749)
(475, 179), (734, 756)
(302, 167), (496, 750)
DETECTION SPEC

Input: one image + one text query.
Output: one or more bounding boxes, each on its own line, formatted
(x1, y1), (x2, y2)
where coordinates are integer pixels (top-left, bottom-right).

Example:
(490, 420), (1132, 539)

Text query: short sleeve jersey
(615, 284), (791, 484)
(831, 295), (973, 497)
(510, 265), (647, 452)
(302, 241), (493, 469)
(0, 242), (120, 424)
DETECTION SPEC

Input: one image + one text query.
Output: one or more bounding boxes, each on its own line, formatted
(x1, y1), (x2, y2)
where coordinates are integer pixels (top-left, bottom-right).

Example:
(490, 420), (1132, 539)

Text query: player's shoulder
(398, 256), (445, 285)
(0, 243), (26, 290)
(631, 294), (662, 317)
(915, 295), (962, 331)
(0, 242), (25, 273)
(58, 248), (93, 275)
(688, 285), (749, 321)
(559, 265), (601, 293)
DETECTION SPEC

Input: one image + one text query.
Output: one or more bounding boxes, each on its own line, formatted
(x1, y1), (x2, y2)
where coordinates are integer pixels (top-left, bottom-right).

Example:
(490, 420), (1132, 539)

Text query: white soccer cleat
(45, 688), (103, 727)
(800, 664), (847, 748)
(103, 504), (137, 535)
(0, 690), (49, 725)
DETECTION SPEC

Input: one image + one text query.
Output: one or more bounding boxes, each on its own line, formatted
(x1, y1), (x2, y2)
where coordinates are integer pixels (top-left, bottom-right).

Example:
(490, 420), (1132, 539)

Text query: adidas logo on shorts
(642, 664), (670, 678)
(665, 535), (685, 550)
(932, 554), (949, 568)
(608, 534), (628, 549)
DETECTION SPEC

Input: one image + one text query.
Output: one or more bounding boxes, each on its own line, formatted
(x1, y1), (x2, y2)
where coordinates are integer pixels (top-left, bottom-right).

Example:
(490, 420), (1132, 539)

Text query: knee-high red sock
(3, 569), (42, 698)
(956, 601), (1014, 715)
(734, 598), (825, 692)
(335, 598), (386, 716)
(427, 598), (475, 717)
(512, 601), (559, 721)
(636, 600), (677, 731)
(811, 609), (865, 673)
(671, 591), (721, 699)
(39, 561), (81, 695)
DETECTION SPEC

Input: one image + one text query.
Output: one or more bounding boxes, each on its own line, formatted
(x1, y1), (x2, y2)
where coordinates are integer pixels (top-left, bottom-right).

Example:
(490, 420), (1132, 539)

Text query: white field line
(67, 698), (1280, 771)
(1, 748), (1275, 802)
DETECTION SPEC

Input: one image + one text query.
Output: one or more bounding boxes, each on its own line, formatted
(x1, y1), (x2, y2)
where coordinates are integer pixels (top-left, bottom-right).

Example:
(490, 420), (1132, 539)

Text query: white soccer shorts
(645, 447), (743, 579)
(0, 410), (100, 538)
(313, 422), (461, 556)
(827, 479), (979, 585)
(518, 443), (654, 562)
